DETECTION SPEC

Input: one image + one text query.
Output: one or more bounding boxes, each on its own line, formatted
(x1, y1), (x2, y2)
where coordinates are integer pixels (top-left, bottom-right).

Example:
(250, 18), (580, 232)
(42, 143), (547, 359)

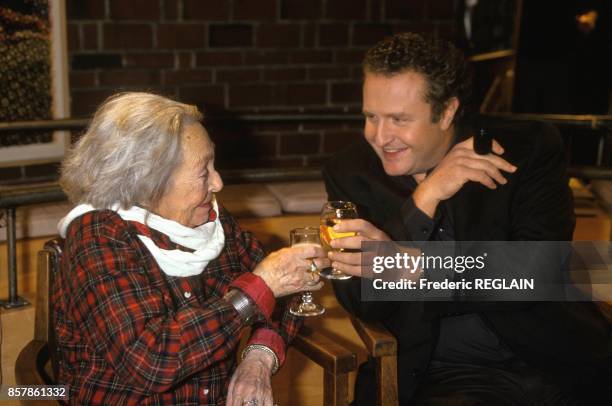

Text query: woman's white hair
(60, 92), (203, 209)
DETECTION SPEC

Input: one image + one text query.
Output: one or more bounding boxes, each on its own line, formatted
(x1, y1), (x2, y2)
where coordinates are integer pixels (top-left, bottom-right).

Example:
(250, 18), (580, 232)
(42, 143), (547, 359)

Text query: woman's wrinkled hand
(226, 349), (275, 406)
(253, 243), (329, 297)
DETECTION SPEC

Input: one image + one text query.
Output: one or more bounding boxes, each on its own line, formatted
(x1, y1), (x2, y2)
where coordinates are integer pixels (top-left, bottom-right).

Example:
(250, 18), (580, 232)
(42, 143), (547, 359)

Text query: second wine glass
(288, 227), (325, 317)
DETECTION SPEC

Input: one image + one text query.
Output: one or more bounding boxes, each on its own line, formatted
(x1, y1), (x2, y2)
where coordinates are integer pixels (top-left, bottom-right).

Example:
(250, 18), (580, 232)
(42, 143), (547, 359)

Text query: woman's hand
(226, 349), (275, 406)
(253, 244), (329, 297)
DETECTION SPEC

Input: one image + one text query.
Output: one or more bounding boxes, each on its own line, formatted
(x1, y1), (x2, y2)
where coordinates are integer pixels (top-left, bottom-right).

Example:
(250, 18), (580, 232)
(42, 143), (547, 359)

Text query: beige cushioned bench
(266, 181), (327, 214)
(218, 183), (283, 217)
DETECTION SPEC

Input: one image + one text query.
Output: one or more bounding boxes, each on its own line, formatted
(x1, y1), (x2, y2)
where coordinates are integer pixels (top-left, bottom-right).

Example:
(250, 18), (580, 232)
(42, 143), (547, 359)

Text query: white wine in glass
(319, 201), (358, 280)
(289, 227), (325, 317)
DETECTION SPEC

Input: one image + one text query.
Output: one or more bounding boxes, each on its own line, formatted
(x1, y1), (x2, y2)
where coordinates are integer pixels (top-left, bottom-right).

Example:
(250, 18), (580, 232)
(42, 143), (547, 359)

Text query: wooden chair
(15, 238), (357, 406)
(350, 318), (399, 406)
(15, 239), (62, 406)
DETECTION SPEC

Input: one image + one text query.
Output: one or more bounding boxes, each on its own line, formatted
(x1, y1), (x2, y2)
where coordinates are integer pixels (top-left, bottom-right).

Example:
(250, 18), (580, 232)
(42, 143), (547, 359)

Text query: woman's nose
(209, 171), (223, 193)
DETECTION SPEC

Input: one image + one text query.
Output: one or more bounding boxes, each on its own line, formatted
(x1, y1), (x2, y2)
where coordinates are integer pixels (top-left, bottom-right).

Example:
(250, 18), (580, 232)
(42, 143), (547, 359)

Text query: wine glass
(289, 227), (325, 317)
(319, 201), (358, 280)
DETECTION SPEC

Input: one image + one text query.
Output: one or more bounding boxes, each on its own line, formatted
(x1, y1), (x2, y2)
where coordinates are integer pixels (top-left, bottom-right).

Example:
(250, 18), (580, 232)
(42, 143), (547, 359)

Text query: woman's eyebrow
(196, 145), (215, 167)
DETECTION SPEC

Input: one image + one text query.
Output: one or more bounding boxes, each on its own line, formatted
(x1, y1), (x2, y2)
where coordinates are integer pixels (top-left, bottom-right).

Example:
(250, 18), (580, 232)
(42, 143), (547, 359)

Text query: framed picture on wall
(0, 0), (70, 167)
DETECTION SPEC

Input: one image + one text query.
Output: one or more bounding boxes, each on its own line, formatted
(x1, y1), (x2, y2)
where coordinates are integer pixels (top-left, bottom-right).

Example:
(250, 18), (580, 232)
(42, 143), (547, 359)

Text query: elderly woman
(54, 92), (326, 405)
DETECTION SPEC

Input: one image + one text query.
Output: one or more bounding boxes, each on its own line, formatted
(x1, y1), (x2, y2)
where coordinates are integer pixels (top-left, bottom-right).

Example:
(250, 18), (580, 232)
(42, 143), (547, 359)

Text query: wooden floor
(1, 296), (35, 406)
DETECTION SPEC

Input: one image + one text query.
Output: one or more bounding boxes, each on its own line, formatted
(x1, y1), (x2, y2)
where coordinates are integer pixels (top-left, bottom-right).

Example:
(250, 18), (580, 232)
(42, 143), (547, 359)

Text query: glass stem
(302, 291), (313, 304)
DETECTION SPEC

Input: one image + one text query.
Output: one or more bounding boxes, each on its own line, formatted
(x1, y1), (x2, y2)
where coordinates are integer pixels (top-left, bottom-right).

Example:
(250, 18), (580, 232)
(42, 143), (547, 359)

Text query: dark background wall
(65, 0), (455, 169)
(1, 0), (456, 182)
(3, 1), (608, 188)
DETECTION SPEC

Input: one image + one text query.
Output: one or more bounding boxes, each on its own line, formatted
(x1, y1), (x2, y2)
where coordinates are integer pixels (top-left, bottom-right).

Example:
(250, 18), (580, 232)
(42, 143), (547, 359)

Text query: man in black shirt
(323, 32), (611, 405)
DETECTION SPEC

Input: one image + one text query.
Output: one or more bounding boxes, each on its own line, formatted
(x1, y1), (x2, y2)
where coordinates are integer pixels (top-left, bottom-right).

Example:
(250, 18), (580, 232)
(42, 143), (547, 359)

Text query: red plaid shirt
(53, 207), (302, 405)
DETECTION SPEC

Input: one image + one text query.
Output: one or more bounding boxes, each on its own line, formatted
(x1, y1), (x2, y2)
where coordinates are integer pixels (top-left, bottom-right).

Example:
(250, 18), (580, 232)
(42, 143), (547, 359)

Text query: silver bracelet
(224, 289), (256, 324)
(242, 344), (280, 375)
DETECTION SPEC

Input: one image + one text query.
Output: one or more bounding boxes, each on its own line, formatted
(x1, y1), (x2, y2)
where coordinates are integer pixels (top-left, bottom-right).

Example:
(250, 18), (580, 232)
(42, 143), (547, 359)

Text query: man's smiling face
(362, 70), (456, 178)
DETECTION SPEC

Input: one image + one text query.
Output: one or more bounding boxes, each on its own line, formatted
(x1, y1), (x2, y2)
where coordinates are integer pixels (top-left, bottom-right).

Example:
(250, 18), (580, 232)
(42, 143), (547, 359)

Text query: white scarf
(58, 199), (225, 277)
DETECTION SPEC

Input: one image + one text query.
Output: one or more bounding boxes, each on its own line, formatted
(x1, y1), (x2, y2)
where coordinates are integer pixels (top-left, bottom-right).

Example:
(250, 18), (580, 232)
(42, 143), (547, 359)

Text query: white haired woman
(54, 92), (327, 405)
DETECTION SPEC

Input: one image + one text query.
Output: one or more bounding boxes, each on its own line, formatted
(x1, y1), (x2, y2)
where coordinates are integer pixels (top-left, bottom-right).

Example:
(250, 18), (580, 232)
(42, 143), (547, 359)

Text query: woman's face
(153, 122), (223, 228)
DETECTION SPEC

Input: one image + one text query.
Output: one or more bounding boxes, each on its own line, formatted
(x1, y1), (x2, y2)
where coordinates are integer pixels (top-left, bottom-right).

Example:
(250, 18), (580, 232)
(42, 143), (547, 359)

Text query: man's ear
(440, 97), (459, 131)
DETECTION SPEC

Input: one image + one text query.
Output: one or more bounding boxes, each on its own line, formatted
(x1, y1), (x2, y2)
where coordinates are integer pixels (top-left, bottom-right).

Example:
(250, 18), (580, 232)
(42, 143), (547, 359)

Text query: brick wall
(66, 0), (456, 169)
(1, 0), (456, 182)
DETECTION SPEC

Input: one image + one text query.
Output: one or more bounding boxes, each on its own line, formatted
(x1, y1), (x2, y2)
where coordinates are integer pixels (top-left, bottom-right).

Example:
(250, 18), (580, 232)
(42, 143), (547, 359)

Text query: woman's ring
(310, 260), (318, 273)
(245, 400), (258, 406)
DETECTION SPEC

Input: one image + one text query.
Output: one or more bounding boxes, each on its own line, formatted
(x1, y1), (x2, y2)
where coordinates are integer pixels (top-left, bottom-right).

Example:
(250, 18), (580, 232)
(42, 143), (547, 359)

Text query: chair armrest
(292, 326), (357, 406)
(349, 318), (399, 406)
(292, 325), (357, 375)
(15, 340), (49, 386)
(350, 318), (396, 357)
(15, 340), (62, 406)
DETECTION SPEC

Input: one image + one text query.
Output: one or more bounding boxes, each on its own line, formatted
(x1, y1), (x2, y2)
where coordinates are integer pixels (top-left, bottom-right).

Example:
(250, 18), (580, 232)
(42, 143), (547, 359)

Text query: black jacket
(323, 116), (611, 404)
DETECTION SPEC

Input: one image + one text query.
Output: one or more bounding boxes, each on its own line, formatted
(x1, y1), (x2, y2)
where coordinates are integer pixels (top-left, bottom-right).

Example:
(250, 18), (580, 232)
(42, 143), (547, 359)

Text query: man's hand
(413, 137), (516, 218)
(226, 349), (275, 406)
(328, 219), (391, 277)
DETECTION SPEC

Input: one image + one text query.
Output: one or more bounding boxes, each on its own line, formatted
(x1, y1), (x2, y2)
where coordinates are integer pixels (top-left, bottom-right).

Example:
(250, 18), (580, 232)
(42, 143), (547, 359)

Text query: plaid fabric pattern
(52, 206), (302, 405)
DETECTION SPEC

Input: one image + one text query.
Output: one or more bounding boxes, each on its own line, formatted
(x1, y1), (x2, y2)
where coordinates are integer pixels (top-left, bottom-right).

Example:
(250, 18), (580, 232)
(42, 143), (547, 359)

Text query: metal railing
(2, 113), (612, 131)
